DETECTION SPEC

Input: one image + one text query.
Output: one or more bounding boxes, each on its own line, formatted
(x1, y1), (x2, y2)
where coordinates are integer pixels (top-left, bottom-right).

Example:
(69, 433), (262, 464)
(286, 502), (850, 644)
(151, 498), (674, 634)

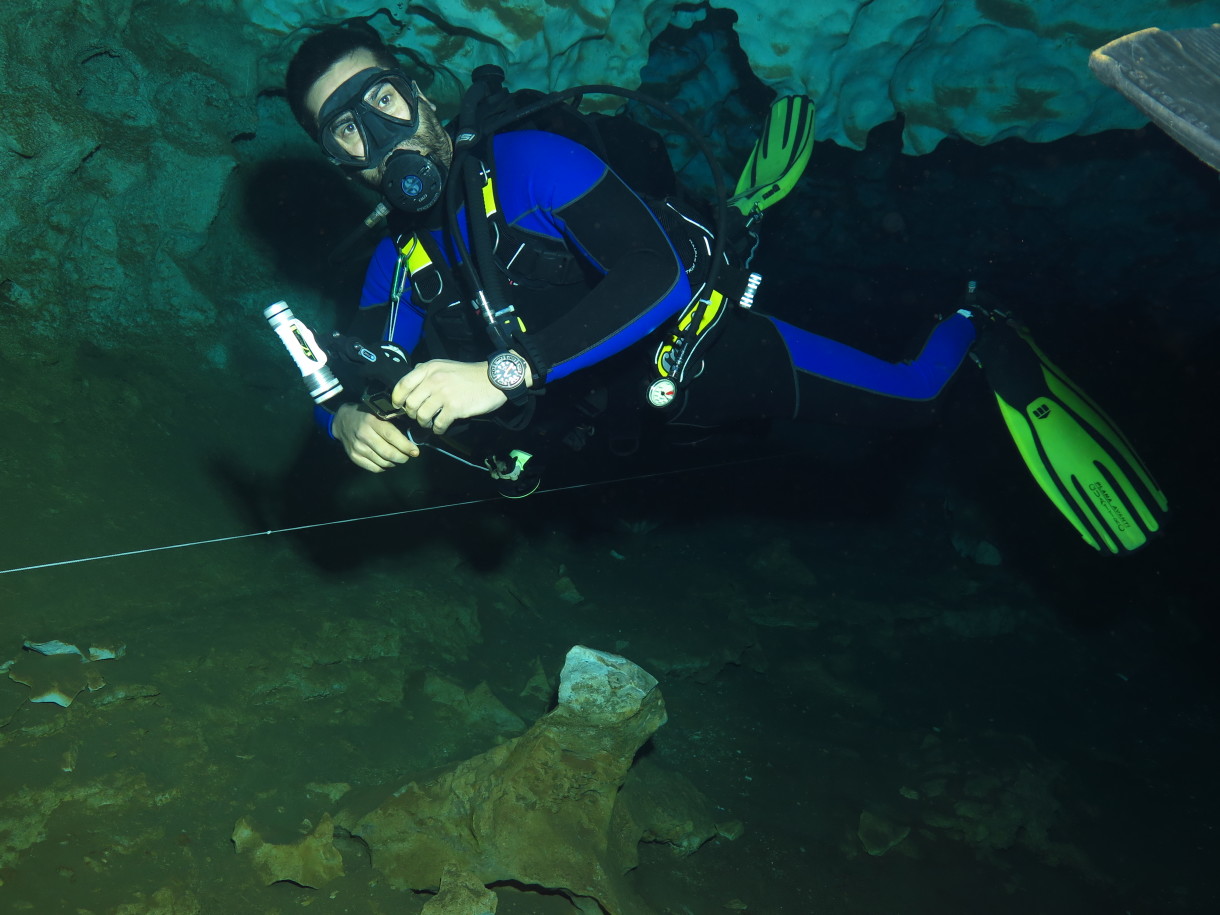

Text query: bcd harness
(382, 151), (762, 422)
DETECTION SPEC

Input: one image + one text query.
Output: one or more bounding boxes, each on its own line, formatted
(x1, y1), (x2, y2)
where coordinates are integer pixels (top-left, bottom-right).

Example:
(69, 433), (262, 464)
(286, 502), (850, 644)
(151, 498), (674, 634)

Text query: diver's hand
(331, 402), (421, 473)
(391, 359), (508, 435)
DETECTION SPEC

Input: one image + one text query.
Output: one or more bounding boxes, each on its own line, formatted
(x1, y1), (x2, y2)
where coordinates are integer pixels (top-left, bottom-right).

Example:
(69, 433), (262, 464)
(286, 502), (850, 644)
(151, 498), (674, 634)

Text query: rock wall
(1, 0), (1208, 348)
(0, 0), (271, 347)
(240, 0), (1207, 150)
(728, 0), (1190, 152)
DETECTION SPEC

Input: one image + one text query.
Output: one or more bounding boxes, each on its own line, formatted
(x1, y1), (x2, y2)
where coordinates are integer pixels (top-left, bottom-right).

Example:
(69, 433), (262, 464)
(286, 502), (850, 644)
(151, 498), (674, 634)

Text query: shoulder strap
(393, 232), (480, 360)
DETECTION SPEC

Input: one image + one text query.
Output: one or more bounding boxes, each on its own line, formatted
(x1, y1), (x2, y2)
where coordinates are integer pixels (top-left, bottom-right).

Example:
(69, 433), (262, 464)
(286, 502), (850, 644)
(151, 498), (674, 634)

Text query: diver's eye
(364, 81), (411, 120)
(328, 115), (364, 157)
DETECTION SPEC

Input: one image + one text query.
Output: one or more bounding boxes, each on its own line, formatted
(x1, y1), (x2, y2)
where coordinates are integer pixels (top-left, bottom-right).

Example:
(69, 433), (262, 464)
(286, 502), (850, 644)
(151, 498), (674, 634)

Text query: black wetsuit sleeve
(524, 169), (689, 382)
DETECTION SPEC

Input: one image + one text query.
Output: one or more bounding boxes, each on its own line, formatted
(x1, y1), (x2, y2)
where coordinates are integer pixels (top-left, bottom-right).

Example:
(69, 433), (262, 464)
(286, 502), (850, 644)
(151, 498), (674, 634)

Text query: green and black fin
(729, 95), (816, 216)
(970, 312), (1168, 555)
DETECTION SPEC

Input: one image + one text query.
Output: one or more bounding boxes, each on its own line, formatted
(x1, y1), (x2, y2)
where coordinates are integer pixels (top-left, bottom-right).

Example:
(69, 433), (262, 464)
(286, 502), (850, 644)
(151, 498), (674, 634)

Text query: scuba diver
(275, 22), (1167, 556)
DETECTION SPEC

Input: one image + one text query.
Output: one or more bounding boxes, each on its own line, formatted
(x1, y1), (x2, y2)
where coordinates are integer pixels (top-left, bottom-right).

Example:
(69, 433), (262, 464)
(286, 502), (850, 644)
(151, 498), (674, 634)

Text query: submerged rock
(231, 813), (344, 889)
(422, 863), (498, 914)
(557, 644), (660, 726)
(857, 810), (910, 856)
(5, 639), (126, 707)
(330, 645), (719, 914)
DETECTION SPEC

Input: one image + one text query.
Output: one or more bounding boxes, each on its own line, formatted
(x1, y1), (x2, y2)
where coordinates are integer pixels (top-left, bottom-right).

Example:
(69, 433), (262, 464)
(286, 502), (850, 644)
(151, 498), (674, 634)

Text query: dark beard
(362, 111), (454, 190)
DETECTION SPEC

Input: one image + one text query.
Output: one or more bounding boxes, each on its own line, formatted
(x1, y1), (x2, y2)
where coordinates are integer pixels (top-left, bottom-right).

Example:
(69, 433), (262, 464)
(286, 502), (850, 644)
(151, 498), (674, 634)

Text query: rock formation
(232, 646), (726, 913)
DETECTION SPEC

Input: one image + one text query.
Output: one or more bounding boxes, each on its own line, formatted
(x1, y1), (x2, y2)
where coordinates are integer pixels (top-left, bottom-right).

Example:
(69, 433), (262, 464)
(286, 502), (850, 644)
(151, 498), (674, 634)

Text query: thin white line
(0, 455), (784, 576)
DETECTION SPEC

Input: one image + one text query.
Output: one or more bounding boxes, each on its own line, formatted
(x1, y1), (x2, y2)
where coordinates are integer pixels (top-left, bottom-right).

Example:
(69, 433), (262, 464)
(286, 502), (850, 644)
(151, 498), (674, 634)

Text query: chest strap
(390, 166), (542, 372)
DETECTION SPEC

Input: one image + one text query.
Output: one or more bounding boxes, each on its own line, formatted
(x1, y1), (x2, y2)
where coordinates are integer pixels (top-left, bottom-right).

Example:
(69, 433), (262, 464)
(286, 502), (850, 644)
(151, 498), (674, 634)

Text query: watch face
(490, 352), (527, 390)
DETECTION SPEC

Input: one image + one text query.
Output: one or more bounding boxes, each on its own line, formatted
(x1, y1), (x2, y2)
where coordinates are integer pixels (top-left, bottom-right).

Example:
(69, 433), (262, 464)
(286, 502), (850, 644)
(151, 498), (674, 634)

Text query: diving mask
(316, 67), (420, 168)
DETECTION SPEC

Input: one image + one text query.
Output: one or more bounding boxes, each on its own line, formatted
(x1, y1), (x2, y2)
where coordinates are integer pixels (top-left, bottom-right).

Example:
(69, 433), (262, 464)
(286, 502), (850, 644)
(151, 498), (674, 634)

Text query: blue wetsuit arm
(771, 311), (977, 401)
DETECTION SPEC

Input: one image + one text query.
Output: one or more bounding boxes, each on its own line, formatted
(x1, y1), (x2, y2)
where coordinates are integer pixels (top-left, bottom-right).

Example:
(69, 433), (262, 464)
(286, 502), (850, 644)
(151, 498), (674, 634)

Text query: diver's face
(305, 49), (453, 188)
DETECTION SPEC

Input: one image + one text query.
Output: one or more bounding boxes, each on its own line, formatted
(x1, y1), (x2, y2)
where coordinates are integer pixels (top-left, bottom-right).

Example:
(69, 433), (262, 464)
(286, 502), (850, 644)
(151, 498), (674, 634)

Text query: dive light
(264, 301), (342, 406)
(264, 300), (412, 418)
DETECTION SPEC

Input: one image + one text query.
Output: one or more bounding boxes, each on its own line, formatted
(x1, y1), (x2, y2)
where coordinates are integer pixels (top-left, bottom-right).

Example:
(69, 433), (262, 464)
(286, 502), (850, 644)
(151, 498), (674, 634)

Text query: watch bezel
(488, 350), (528, 391)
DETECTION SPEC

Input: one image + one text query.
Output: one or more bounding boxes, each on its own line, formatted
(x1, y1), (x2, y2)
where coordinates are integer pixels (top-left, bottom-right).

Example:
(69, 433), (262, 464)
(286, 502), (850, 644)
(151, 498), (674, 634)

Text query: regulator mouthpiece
(381, 149), (446, 213)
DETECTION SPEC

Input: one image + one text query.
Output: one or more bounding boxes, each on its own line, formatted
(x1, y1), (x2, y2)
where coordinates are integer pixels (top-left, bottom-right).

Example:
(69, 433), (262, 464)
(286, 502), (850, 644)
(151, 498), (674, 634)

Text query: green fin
(973, 319), (1168, 555)
(729, 95), (816, 216)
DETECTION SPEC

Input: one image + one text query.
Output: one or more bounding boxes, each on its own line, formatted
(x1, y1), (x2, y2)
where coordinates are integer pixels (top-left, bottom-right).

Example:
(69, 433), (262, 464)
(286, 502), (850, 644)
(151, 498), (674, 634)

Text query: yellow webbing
(654, 290), (726, 377)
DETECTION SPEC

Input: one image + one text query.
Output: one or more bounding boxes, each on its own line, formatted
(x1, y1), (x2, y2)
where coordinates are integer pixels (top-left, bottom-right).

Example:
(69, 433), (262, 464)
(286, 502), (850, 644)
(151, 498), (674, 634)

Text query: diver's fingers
(334, 404), (418, 471)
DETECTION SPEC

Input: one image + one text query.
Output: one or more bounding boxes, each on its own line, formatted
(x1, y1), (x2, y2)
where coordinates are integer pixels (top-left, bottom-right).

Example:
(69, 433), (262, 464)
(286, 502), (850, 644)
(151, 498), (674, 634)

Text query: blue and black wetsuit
(360, 131), (692, 380)
(669, 307), (978, 432)
(332, 130), (977, 443)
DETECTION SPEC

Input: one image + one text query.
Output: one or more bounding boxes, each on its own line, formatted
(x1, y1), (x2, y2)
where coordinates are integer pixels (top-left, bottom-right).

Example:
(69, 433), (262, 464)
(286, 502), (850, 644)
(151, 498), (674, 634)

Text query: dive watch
(488, 350), (529, 404)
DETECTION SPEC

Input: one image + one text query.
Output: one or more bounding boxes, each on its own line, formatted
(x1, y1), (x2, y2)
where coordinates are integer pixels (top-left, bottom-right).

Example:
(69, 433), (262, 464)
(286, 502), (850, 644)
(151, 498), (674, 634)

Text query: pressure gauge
(647, 378), (677, 408)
